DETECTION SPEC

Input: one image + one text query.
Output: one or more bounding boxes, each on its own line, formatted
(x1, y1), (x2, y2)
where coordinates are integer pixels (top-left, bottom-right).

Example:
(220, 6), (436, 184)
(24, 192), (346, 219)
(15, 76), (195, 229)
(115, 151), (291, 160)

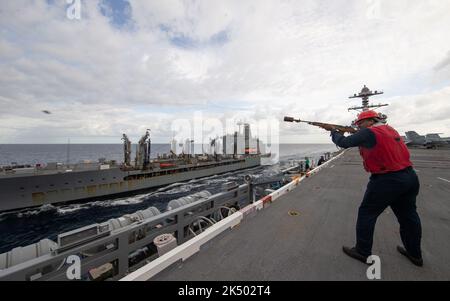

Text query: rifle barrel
(284, 116), (356, 133)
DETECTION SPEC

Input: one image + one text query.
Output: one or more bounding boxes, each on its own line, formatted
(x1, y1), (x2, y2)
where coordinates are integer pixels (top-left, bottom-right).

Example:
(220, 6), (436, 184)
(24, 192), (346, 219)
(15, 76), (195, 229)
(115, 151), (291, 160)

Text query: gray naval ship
(0, 123), (267, 213)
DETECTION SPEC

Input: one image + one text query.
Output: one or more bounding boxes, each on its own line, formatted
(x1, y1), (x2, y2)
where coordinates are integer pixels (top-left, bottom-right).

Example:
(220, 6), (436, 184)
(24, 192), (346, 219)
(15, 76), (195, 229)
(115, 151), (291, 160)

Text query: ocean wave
(187, 178), (201, 183)
(16, 204), (57, 218)
(100, 197), (146, 207)
(0, 211), (12, 220)
(160, 183), (206, 194)
(57, 204), (91, 215)
(89, 194), (149, 208)
(156, 182), (185, 191)
(222, 176), (239, 182)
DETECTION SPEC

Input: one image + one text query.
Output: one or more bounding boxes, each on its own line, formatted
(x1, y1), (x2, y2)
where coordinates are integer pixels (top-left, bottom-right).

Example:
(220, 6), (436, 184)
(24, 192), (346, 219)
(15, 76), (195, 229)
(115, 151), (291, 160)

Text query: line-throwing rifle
(284, 116), (357, 134)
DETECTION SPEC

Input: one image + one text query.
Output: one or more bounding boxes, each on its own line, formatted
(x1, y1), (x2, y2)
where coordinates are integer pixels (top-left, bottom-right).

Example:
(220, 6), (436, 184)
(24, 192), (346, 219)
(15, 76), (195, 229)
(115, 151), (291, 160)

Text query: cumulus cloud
(0, 0), (450, 144)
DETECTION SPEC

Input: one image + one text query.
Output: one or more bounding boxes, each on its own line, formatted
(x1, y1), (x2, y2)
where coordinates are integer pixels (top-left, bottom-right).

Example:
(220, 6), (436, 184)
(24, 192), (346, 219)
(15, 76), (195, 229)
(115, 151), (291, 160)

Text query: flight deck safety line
(438, 177), (450, 183)
(120, 211), (243, 281)
(239, 149), (348, 219)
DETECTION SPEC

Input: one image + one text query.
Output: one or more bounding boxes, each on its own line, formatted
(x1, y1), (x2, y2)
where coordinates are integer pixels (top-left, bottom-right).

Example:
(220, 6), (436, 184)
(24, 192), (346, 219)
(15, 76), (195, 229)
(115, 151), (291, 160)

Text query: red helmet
(356, 110), (379, 124)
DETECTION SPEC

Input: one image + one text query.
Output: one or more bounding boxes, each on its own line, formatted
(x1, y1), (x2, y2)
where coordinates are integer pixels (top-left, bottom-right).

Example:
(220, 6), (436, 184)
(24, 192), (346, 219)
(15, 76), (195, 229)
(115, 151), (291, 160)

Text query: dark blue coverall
(331, 128), (422, 259)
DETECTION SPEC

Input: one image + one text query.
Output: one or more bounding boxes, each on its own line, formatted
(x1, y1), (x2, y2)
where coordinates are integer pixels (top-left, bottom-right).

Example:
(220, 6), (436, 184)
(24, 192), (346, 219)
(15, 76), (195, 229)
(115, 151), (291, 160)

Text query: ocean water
(0, 144), (170, 166)
(0, 144), (338, 253)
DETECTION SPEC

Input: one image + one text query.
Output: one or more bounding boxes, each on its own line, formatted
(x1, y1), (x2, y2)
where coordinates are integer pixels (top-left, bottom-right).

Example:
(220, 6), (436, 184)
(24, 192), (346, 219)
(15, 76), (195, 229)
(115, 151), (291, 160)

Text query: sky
(1, 0), (450, 144)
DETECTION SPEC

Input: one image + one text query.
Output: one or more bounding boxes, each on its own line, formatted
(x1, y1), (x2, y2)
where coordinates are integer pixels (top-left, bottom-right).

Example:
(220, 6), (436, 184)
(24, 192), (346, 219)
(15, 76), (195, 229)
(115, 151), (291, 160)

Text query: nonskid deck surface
(151, 148), (450, 281)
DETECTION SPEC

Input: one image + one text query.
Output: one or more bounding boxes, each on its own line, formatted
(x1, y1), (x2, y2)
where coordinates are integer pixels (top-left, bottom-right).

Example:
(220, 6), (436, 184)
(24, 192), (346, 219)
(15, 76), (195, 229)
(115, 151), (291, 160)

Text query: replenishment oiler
(0, 123), (267, 213)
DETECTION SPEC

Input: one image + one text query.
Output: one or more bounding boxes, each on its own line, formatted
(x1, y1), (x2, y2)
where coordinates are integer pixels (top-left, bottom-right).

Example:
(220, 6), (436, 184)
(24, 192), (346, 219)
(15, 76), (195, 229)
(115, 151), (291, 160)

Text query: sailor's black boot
(397, 246), (423, 267)
(342, 246), (370, 265)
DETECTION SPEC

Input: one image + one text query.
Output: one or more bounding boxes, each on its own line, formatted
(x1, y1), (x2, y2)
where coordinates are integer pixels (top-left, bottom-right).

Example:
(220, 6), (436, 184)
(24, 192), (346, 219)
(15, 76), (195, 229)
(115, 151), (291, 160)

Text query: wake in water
(0, 164), (274, 252)
(0, 163), (296, 220)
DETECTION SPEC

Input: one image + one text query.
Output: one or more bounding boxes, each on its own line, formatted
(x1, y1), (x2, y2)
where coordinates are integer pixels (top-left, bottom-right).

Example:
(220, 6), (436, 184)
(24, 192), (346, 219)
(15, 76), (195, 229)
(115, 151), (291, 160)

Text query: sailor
(329, 110), (423, 266)
(305, 157), (310, 171)
(318, 156), (325, 166)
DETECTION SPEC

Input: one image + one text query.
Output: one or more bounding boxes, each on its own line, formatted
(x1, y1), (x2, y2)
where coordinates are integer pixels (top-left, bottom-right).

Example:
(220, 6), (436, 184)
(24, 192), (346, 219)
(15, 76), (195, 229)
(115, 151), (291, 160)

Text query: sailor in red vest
(330, 110), (423, 266)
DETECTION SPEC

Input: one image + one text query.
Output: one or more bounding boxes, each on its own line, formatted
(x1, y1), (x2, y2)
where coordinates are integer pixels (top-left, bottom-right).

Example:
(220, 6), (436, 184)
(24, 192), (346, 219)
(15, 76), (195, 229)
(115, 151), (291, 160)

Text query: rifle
(284, 116), (357, 134)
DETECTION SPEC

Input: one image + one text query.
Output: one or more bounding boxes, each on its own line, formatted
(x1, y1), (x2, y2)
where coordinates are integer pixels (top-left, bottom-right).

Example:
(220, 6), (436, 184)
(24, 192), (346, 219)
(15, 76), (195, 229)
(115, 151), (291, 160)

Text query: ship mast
(122, 134), (131, 166)
(348, 85), (387, 112)
(348, 85), (388, 123)
(66, 138), (71, 166)
(135, 129), (151, 170)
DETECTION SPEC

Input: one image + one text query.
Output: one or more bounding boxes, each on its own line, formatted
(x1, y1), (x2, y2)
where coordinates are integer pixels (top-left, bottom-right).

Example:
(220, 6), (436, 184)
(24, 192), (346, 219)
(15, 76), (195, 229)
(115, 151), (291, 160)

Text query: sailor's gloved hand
(330, 128), (343, 138)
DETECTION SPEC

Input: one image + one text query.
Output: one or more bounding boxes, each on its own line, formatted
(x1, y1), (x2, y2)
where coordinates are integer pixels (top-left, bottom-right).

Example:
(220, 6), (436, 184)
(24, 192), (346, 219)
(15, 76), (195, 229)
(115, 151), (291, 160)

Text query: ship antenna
(146, 129), (151, 168)
(348, 85), (387, 112)
(348, 85), (389, 124)
(66, 138), (71, 166)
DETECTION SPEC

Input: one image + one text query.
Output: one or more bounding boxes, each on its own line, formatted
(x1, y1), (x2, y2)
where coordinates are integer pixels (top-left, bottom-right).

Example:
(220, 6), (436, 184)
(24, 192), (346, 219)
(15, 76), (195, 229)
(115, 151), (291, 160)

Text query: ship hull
(0, 156), (260, 212)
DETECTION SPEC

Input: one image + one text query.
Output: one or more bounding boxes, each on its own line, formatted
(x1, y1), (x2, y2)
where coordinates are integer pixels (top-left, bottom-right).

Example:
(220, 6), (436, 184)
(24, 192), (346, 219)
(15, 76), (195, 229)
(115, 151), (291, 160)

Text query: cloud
(434, 51), (450, 71)
(1, 0), (450, 144)
(383, 86), (450, 136)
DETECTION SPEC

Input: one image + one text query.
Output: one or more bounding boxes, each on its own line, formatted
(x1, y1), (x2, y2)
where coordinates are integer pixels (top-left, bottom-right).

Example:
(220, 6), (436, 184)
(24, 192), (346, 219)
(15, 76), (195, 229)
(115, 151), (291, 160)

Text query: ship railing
(0, 184), (251, 281)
